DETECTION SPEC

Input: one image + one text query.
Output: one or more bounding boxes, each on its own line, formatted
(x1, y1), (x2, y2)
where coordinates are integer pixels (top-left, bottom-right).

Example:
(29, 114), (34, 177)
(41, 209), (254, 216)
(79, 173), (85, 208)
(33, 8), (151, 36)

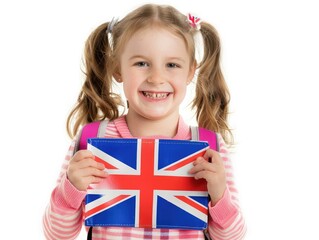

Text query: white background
(0, 0), (318, 239)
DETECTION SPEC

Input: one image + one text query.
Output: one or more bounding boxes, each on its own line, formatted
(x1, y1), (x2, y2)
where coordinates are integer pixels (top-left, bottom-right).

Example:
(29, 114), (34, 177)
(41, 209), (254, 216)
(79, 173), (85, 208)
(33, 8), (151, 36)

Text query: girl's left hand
(189, 149), (226, 206)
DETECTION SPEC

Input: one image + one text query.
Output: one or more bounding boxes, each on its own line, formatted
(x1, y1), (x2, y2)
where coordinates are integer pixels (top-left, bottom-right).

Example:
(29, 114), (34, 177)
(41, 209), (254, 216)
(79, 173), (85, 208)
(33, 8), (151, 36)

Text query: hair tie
(106, 17), (119, 51)
(187, 13), (201, 30)
(106, 17), (119, 33)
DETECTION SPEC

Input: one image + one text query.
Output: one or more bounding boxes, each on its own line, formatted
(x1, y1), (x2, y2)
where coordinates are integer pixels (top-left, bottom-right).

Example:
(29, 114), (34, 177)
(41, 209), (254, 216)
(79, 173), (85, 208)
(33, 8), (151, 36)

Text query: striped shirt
(43, 116), (246, 239)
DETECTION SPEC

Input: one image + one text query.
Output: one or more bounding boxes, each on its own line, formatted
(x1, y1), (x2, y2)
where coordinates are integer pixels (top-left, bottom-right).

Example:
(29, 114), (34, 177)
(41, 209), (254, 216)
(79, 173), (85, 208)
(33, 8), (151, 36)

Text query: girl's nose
(147, 68), (165, 84)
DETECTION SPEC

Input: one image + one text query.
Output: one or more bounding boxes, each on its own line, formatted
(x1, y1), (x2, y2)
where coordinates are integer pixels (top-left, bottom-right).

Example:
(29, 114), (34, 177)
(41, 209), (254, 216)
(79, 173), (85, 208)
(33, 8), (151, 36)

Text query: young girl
(43, 4), (246, 239)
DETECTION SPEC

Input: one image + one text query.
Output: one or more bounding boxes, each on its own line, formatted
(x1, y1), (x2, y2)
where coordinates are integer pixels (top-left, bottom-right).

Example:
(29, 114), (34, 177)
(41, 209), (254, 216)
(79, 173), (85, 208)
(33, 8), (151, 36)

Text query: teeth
(143, 92), (169, 99)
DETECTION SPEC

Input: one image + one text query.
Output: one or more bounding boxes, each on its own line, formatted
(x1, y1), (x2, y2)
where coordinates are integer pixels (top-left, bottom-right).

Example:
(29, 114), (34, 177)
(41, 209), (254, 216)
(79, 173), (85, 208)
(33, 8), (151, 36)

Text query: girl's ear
(113, 72), (122, 83)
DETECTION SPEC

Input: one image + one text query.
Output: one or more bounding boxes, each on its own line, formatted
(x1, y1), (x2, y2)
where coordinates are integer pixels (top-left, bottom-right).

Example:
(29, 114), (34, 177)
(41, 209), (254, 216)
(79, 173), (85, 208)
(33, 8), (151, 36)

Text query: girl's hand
(189, 149), (226, 206)
(67, 150), (108, 191)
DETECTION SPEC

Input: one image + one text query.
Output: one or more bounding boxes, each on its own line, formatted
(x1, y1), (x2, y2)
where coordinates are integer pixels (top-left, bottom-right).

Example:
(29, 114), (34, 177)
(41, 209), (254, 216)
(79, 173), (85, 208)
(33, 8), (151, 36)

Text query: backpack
(78, 120), (218, 240)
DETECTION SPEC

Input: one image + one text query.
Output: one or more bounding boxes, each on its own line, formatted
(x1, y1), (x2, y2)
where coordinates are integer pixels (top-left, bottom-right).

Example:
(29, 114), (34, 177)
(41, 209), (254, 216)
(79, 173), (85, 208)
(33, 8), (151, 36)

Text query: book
(85, 138), (209, 229)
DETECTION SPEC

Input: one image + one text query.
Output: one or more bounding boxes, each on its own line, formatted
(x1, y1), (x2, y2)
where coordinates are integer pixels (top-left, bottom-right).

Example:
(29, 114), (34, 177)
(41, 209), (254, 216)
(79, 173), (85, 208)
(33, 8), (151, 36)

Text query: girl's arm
(42, 139), (87, 240)
(207, 135), (247, 239)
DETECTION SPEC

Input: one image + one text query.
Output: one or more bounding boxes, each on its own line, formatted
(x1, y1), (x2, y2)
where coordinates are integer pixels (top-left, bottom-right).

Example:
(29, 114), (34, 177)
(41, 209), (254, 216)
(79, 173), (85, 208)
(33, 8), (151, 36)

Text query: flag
(85, 138), (209, 229)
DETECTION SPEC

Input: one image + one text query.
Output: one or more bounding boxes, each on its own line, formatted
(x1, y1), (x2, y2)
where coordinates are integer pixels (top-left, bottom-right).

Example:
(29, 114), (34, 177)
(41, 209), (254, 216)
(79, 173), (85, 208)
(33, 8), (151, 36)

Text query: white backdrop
(0, 0), (318, 239)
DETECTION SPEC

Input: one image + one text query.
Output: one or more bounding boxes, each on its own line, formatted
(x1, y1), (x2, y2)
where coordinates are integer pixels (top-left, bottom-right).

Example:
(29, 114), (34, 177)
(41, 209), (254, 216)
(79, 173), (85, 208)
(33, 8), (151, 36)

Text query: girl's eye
(135, 62), (149, 67)
(167, 63), (179, 68)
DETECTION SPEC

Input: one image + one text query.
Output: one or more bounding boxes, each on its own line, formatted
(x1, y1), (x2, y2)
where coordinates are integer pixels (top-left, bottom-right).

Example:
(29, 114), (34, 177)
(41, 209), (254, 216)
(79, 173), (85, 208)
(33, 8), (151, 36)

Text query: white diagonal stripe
(88, 143), (139, 175)
(155, 190), (208, 222)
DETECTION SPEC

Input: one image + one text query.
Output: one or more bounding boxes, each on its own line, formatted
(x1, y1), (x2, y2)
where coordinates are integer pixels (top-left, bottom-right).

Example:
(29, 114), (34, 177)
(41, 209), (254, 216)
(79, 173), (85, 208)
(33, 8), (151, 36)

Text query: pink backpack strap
(191, 126), (219, 151)
(78, 120), (109, 150)
(79, 120), (109, 151)
(79, 121), (100, 150)
(199, 127), (219, 151)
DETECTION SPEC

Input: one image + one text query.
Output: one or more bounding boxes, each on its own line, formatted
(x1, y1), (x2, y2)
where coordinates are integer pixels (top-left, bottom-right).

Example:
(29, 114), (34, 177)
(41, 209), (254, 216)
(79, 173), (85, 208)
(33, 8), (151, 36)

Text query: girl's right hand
(67, 150), (108, 191)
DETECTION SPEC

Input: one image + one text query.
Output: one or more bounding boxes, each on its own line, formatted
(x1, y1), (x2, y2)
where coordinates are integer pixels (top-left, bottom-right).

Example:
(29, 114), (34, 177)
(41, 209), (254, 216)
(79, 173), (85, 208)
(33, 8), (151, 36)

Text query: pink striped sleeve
(43, 138), (86, 240)
(207, 134), (247, 239)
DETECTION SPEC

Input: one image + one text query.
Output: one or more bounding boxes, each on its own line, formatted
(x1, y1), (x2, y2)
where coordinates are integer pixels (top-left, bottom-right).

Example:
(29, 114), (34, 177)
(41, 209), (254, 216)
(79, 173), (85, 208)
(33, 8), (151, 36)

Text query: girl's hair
(67, 4), (233, 144)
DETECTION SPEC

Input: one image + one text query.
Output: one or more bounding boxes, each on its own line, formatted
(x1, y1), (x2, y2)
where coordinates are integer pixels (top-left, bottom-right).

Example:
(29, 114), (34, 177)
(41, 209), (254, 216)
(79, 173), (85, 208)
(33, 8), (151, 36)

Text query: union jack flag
(85, 138), (209, 229)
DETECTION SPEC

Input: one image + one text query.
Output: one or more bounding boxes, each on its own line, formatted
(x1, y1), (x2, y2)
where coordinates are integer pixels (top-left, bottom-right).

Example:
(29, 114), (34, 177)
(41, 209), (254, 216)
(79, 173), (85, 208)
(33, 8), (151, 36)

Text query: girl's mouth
(142, 91), (170, 99)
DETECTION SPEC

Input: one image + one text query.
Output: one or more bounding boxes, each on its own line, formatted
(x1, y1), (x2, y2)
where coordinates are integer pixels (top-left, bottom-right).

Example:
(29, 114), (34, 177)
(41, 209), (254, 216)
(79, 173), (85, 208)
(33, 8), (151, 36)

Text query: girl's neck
(125, 112), (179, 138)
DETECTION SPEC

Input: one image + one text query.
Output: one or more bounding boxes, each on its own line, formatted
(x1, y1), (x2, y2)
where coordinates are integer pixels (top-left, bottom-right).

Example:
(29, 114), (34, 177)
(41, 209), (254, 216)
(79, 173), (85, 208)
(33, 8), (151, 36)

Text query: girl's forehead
(130, 27), (180, 41)
(128, 26), (188, 50)
(123, 27), (188, 54)
(115, 24), (194, 62)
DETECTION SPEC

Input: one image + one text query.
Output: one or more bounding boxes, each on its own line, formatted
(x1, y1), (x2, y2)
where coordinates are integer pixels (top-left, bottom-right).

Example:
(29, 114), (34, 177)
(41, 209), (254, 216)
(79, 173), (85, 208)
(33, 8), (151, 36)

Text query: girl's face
(118, 27), (195, 122)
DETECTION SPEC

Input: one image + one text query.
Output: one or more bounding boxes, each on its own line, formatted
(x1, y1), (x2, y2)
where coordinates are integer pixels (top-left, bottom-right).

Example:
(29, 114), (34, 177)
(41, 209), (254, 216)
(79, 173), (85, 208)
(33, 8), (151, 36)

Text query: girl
(43, 4), (246, 239)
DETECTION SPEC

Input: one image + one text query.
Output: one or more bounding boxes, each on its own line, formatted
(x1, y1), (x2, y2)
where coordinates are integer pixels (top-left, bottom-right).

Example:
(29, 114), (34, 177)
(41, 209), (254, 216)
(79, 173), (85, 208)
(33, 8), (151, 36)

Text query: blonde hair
(67, 4), (233, 144)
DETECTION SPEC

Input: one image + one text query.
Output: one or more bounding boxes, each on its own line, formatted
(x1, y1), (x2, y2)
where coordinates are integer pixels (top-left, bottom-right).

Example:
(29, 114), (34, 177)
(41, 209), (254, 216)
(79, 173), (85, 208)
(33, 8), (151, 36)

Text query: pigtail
(67, 22), (123, 138)
(193, 22), (233, 145)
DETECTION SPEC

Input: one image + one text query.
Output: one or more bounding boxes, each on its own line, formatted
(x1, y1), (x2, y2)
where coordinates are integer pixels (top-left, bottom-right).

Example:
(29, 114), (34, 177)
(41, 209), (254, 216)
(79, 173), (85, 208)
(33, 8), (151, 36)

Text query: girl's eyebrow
(129, 55), (147, 60)
(167, 57), (186, 63)
(129, 55), (186, 63)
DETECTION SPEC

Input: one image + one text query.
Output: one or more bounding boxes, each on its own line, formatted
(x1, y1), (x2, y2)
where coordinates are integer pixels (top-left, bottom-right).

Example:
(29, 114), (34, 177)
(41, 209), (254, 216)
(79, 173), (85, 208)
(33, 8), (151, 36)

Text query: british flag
(85, 138), (210, 229)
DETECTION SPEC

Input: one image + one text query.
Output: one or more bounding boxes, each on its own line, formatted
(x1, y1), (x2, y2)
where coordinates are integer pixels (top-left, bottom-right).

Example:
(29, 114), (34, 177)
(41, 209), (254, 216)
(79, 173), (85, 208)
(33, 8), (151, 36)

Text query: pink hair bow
(187, 13), (201, 30)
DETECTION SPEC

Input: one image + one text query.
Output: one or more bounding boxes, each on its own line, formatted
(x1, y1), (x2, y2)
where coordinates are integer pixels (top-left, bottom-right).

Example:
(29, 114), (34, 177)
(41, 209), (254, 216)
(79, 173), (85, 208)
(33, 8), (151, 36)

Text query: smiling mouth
(142, 91), (170, 99)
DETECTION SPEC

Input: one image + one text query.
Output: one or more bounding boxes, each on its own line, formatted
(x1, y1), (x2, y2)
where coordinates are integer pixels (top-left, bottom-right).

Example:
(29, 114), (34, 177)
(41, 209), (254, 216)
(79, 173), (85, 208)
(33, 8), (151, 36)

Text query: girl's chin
(129, 108), (172, 121)
(140, 111), (169, 120)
